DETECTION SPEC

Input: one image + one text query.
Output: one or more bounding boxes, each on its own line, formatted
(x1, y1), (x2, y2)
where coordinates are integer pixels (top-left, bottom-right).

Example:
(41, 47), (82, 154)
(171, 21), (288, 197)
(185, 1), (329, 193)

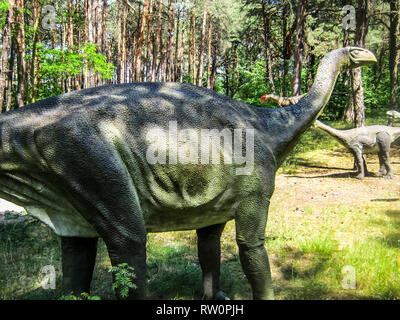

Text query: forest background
(0, 0), (399, 126)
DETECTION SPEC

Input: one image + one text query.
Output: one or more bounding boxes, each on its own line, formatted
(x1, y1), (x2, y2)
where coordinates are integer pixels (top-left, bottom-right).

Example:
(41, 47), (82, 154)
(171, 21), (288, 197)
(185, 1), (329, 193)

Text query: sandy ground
(273, 146), (400, 210)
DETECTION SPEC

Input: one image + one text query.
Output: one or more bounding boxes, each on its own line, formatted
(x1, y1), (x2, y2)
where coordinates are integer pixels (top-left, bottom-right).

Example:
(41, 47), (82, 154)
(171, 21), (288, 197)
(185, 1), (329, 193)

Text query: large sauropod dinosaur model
(0, 47), (376, 300)
(260, 94), (400, 179)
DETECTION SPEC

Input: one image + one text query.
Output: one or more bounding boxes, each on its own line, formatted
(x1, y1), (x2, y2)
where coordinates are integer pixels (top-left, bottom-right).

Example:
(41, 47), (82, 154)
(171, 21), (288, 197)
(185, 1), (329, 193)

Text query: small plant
(108, 263), (137, 298)
(59, 292), (101, 300)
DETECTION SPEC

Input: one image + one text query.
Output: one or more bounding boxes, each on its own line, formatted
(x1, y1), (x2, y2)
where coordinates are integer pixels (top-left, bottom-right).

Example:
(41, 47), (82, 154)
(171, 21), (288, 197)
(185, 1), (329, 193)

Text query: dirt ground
(273, 146), (400, 210)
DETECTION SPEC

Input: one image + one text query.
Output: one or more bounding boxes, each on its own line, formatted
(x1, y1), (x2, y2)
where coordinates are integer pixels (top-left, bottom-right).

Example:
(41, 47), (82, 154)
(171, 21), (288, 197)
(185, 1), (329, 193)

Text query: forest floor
(0, 126), (399, 300)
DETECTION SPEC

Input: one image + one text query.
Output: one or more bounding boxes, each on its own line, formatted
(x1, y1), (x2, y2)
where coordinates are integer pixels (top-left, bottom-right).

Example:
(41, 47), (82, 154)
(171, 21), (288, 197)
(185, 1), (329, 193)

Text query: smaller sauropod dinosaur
(261, 94), (400, 179)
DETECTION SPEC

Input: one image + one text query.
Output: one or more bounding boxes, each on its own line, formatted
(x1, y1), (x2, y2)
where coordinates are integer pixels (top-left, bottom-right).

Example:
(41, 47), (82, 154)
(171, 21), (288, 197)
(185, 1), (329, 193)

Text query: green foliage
(108, 263), (137, 298)
(26, 42), (114, 101)
(59, 292), (101, 300)
(0, 0), (10, 30)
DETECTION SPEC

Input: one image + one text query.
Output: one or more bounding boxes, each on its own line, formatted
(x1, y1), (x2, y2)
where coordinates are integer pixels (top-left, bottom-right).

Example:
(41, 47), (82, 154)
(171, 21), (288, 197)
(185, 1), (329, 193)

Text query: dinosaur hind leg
(376, 132), (394, 179)
(352, 147), (365, 179)
(196, 223), (228, 300)
(61, 236), (98, 296)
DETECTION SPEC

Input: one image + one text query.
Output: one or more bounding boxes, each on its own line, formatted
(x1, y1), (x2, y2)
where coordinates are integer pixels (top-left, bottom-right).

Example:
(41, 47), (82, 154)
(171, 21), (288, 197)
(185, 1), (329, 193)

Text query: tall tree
(136, 0), (150, 81)
(389, 0), (400, 110)
(351, 0), (369, 127)
(291, 0), (307, 96)
(0, 0), (15, 111)
(152, 0), (163, 81)
(197, 7), (207, 86)
(206, 15), (213, 88)
(29, 0), (41, 101)
(15, 0), (27, 106)
(261, 0), (275, 93)
(145, 0), (154, 81)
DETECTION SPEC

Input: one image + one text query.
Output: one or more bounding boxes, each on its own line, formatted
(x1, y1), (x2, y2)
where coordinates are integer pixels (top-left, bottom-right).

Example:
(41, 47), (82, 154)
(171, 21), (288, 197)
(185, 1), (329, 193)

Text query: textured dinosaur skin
(260, 95), (400, 179)
(0, 47), (376, 299)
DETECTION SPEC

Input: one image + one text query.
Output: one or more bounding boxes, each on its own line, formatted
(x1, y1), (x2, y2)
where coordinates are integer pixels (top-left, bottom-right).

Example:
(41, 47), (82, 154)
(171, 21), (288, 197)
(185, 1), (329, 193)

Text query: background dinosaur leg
(376, 132), (394, 179)
(362, 155), (369, 176)
(353, 147), (366, 179)
(377, 151), (387, 176)
(196, 222), (227, 300)
(61, 236), (98, 296)
(235, 195), (274, 300)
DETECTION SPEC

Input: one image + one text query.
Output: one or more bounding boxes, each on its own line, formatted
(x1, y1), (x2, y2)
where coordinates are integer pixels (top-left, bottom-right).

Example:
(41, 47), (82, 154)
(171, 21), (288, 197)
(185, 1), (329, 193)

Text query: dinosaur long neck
(261, 48), (350, 165)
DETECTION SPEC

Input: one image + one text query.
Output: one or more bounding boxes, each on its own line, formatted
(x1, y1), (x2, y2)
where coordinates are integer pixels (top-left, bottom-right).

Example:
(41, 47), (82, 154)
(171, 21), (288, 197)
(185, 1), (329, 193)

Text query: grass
(0, 119), (399, 300)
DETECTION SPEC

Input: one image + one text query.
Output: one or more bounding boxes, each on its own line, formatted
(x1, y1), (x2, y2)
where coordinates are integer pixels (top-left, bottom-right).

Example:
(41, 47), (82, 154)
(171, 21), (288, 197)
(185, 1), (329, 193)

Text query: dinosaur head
(348, 47), (377, 68)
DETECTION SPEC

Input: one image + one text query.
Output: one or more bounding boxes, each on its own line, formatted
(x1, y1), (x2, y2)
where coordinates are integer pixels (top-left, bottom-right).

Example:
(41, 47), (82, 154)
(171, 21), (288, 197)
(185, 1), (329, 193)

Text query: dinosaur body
(314, 120), (400, 179)
(0, 47), (376, 299)
(260, 93), (400, 179)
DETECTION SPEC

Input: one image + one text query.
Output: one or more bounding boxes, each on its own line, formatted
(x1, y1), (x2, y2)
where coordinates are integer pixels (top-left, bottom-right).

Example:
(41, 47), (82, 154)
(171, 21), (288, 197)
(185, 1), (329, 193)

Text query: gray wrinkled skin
(0, 47), (376, 299)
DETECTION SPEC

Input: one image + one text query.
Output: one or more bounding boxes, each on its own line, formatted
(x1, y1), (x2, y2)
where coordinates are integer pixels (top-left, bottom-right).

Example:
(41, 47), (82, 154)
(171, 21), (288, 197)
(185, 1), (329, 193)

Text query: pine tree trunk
(152, 0), (163, 81)
(261, 0), (275, 92)
(197, 8), (207, 86)
(0, 0), (15, 111)
(145, 0), (154, 81)
(136, 0), (149, 81)
(86, 0), (96, 88)
(210, 30), (218, 90)
(68, 0), (74, 47)
(179, 1), (187, 83)
(352, 0), (368, 128)
(117, 0), (123, 83)
(6, 38), (15, 111)
(102, 0), (107, 54)
(191, 10), (197, 84)
(206, 17), (213, 89)
(15, 0), (27, 107)
(174, 1), (181, 82)
(389, 0), (400, 110)
(166, 0), (175, 82)
(31, 0), (41, 100)
(121, 0), (128, 83)
(291, 0), (307, 96)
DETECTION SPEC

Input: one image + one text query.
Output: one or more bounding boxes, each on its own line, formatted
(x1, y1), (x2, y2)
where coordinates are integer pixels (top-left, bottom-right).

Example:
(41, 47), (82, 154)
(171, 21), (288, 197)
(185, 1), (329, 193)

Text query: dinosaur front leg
(61, 236), (98, 296)
(196, 223), (228, 300)
(377, 132), (394, 179)
(235, 195), (274, 300)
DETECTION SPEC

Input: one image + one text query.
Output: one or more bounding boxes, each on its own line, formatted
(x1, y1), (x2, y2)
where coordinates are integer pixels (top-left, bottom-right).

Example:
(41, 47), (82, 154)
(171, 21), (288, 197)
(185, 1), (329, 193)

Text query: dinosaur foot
(202, 290), (230, 300)
(355, 174), (365, 180)
(214, 291), (230, 300)
(383, 173), (395, 179)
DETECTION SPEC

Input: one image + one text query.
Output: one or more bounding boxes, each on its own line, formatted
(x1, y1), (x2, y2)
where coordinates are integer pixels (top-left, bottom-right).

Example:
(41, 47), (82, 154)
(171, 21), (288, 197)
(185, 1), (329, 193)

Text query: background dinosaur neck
(314, 120), (350, 145)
